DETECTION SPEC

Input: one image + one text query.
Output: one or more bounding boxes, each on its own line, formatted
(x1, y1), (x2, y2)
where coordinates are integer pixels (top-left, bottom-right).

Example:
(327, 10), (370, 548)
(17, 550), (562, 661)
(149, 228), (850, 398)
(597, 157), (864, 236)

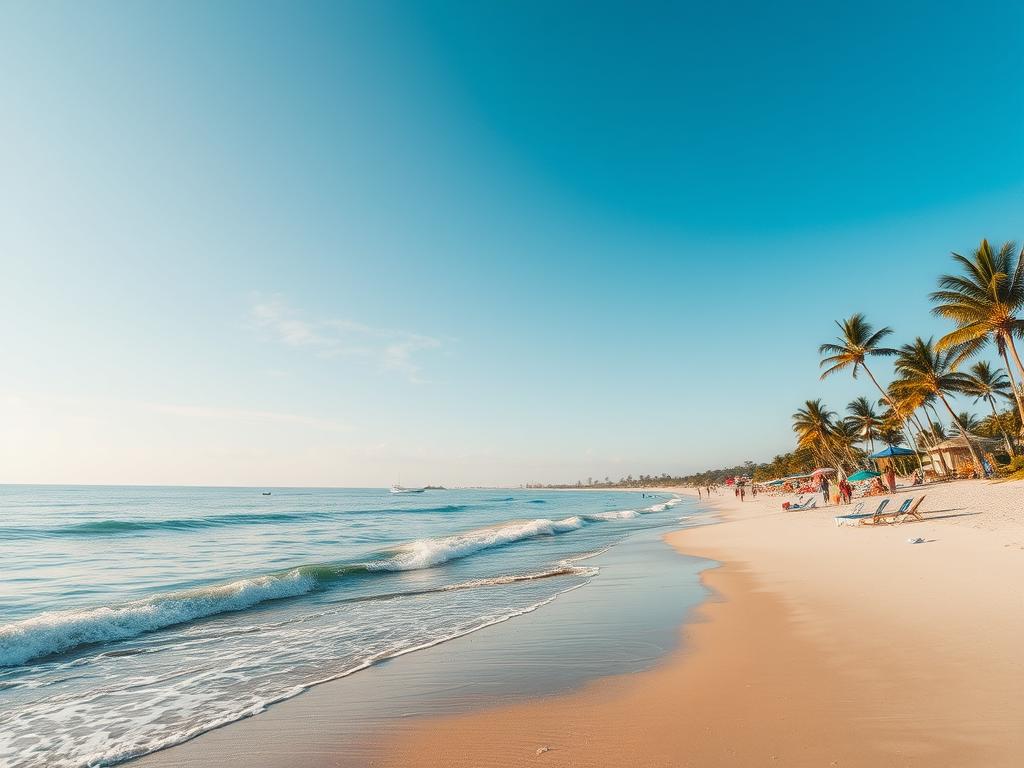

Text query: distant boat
(389, 485), (425, 494)
(262, 492), (272, 496)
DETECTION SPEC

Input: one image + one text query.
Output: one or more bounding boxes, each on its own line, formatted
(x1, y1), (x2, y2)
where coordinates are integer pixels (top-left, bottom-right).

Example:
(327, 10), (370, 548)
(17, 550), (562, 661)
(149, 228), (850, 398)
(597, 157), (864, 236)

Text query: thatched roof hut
(926, 433), (1002, 477)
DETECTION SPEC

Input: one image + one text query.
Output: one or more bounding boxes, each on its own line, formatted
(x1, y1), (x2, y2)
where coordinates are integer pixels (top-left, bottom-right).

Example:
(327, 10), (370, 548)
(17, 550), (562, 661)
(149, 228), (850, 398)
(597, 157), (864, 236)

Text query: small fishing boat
(389, 485), (425, 494)
(262, 492), (272, 496)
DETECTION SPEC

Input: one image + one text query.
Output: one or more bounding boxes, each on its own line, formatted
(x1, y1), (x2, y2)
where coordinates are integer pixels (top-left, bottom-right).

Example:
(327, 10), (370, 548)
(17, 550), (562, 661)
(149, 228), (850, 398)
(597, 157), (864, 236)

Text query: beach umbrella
(867, 446), (916, 458)
(811, 467), (836, 477)
(847, 469), (881, 482)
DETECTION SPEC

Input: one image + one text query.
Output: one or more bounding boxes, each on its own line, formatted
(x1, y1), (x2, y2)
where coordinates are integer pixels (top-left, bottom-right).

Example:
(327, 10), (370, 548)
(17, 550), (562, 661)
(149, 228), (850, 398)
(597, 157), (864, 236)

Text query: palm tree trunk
(1005, 332), (1024, 390)
(816, 444), (843, 473)
(910, 412), (933, 445)
(863, 363), (895, 410)
(862, 361), (924, 473)
(999, 343), (1024, 431)
(902, 423), (926, 471)
(915, 408), (950, 476)
(938, 394), (985, 475)
(988, 397), (1015, 457)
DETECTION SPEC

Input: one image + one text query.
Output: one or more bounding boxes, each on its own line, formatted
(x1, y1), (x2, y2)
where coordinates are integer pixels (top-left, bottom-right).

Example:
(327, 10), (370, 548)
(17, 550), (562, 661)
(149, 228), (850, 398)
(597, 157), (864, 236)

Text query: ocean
(0, 486), (696, 767)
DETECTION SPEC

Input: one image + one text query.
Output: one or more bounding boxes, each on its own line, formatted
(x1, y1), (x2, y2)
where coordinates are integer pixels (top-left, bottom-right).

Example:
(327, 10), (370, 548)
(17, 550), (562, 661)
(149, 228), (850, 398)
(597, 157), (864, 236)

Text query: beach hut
(926, 434), (1002, 477)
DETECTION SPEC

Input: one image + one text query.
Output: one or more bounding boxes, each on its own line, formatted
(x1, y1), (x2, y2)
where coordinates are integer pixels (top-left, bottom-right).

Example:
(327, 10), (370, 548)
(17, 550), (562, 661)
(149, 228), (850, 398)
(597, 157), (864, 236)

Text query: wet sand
(134, 524), (712, 768)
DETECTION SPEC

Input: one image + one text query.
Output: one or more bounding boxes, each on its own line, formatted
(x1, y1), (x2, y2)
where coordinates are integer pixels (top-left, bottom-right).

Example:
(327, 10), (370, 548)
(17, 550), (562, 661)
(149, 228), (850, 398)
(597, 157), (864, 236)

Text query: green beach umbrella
(847, 469), (881, 482)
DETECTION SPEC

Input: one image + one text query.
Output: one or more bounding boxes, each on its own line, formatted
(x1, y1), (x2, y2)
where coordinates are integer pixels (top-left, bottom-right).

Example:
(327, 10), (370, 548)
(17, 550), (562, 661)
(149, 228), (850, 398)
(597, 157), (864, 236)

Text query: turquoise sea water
(0, 486), (695, 767)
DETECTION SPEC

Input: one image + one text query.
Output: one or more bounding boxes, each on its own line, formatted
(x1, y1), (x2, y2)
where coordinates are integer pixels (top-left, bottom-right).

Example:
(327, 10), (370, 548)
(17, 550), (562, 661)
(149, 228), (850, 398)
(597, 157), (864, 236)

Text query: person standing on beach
(697, 487), (702, 500)
(740, 486), (746, 501)
(885, 466), (896, 493)
(819, 475), (830, 504)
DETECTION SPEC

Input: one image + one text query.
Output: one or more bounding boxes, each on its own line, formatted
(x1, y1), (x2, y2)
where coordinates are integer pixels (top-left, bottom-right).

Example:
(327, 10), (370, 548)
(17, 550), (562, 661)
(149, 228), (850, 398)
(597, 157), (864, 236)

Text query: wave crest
(0, 514), (606, 668)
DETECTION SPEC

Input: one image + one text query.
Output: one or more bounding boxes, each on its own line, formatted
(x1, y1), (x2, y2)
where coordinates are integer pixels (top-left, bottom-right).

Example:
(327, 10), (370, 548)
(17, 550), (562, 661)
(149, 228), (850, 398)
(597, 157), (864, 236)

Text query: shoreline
(372, 481), (1024, 767)
(127, 481), (1024, 767)
(132, 492), (707, 768)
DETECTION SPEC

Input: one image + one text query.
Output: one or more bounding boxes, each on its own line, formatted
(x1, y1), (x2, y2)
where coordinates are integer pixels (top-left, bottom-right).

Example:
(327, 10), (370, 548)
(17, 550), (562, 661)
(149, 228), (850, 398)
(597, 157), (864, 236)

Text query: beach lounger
(896, 495), (927, 523)
(834, 498), (890, 527)
(788, 498), (817, 511)
(875, 498), (914, 525)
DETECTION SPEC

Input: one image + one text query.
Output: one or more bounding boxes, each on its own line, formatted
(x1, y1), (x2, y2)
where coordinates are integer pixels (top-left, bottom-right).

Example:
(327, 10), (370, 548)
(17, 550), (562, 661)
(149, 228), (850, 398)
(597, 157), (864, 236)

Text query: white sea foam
(2, 488), (680, 768)
(646, 496), (682, 513)
(6, 582), (594, 768)
(583, 509), (639, 521)
(440, 565), (597, 591)
(0, 571), (318, 668)
(1, 516), (600, 668)
(373, 517), (586, 571)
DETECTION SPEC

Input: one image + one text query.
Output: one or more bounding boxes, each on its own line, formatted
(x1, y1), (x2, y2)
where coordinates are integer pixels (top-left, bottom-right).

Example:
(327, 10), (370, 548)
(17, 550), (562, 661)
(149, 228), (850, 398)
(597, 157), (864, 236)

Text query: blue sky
(2, 1), (1023, 486)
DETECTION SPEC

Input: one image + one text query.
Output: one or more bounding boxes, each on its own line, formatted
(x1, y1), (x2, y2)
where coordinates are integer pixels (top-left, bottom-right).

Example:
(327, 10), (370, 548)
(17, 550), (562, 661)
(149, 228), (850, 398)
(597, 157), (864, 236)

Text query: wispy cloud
(249, 295), (443, 381)
(146, 402), (349, 431)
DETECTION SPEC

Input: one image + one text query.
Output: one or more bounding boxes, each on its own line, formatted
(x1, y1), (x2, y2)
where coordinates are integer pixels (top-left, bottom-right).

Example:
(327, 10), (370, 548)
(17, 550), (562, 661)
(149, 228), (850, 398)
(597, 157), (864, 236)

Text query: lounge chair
(839, 501), (864, 520)
(896, 495), (927, 523)
(875, 497), (914, 525)
(834, 498), (890, 527)
(789, 498), (817, 511)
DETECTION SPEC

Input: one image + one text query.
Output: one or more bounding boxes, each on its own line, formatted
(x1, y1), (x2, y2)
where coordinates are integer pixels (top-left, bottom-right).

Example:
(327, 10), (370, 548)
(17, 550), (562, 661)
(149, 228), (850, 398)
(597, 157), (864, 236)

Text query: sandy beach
(371, 479), (1024, 767)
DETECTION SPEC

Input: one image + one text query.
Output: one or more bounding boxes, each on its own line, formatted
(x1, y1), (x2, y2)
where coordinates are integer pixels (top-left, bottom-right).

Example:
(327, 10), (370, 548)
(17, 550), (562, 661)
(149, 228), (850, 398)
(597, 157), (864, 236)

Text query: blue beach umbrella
(868, 446), (916, 458)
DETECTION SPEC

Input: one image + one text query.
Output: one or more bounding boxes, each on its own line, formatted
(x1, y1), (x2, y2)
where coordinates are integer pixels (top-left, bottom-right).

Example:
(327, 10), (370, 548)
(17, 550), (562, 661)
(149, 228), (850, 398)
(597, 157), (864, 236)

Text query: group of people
(695, 486), (716, 500)
(818, 466), (899, 502)
(730, 482), (758, 502)
(862, 467), (898, 497)
(818, 475), (854, 505)
(700, 469), (910, 507)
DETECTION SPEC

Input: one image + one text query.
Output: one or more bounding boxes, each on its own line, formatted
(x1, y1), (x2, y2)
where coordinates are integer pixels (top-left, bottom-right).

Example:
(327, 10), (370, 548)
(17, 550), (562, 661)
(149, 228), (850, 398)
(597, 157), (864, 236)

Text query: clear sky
(2, 1), (1023, 486)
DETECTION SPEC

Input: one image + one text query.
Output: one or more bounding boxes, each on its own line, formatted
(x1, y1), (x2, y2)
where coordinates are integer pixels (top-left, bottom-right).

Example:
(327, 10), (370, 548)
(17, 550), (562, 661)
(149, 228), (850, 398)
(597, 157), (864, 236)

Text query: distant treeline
(535, 449), (819, 489)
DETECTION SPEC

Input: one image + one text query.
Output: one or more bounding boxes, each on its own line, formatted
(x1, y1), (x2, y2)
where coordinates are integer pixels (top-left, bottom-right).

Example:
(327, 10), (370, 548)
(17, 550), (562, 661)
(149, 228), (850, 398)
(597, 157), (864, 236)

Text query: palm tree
(979, 408), (1022, 451)
(819, 314), (899, 407)
(845, 396), (881, 453)
(931, 239), (1024, 426)
(831, 419), (863, 469)
(876, 422), (906, 449)
(879, 389), (928, 471)
(890, 337), (984, 473)
(950, 412), (982, 435)
(792, 399), (843, 469)
(960, 360), (1015, 456)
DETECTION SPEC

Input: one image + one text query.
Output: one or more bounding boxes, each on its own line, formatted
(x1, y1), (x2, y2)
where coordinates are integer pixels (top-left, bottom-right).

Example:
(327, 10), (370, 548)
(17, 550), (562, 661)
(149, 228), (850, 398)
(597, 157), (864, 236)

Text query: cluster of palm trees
(791, 239), (1024, 477)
